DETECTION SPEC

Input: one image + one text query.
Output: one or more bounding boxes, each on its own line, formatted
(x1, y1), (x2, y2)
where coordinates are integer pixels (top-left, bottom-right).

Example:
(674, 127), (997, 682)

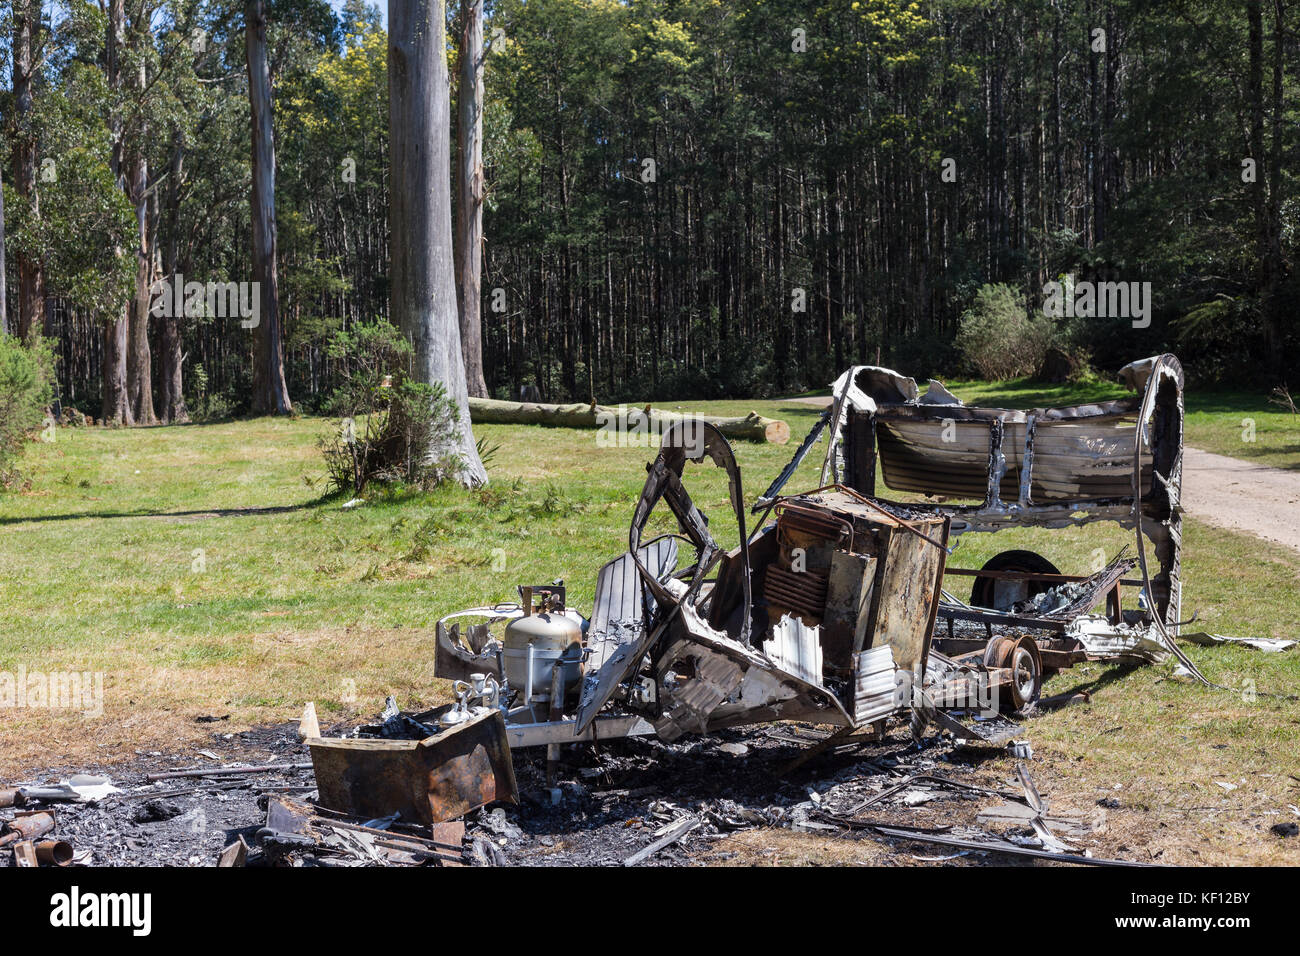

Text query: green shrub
(0, 334), (55, 486)
(318, 320), (464, 493)
(956, 283), (1054, 380)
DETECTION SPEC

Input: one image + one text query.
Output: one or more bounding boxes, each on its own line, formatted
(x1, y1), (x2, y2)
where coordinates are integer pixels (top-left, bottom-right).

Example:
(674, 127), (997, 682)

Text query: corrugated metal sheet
(877, 417), (1154, 502)
(853, 643), (899, 724)
(762, 614), (824, 686)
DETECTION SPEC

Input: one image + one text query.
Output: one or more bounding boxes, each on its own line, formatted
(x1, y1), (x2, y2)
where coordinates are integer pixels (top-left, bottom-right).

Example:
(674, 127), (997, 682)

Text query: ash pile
(2, 699), (1122, 869)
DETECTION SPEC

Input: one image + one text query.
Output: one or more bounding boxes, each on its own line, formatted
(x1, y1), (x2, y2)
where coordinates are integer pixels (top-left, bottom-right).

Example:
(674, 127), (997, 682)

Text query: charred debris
(2, 354), (1233, 867)
(420, 353), (1197, 761)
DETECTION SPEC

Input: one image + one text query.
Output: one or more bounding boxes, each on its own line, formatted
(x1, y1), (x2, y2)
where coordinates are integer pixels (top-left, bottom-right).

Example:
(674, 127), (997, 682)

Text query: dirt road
(1180, 447), (1300, 555)
(785, 395), (1300, 555)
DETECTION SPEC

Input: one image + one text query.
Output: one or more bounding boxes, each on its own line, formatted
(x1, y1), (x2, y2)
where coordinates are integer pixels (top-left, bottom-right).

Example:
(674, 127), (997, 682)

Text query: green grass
(1, 402), (1297, 863)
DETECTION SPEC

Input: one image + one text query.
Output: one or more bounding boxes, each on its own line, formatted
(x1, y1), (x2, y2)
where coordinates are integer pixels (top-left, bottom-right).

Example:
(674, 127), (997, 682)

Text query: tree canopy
(0, 0), (1295, 420)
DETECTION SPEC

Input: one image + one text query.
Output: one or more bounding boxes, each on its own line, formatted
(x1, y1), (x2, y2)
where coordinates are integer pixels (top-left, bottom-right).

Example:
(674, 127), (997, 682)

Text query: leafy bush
(1171, 297), (1266, 385)
(318, 320), (465, 493)
(0, 334), (55, 486)
(956, 283), (1054, 380)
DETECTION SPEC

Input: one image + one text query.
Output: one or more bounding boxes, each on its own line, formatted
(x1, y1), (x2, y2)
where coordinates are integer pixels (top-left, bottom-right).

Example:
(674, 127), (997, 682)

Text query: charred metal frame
(428, 356), (1193, 762)
(762, 354), (1186, 633)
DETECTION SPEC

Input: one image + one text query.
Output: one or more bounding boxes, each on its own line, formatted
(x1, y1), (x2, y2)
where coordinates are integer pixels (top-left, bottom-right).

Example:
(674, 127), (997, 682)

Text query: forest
(0, 0), (1295, 424)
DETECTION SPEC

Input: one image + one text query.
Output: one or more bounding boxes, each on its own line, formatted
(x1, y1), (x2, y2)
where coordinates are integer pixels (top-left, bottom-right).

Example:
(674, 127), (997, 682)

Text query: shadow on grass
(1041, 660), (1147, 702)
(0, 496), (338, 525)
(1204, 442), (1300, 470)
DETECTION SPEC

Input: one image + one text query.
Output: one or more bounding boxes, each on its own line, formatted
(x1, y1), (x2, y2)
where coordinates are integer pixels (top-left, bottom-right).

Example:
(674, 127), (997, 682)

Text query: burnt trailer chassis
(431, 355), (1195, 760)
(794, 353), (1186, 628)
(760, 351), (1203, 697)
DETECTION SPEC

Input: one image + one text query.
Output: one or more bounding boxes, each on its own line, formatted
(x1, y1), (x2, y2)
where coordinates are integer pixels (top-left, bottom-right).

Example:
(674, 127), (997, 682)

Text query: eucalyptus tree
(389, 0), (487, 486)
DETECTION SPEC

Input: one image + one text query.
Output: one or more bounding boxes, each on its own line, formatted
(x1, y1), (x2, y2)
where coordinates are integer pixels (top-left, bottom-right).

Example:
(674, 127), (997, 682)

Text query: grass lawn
(1, 394), (1297, 864)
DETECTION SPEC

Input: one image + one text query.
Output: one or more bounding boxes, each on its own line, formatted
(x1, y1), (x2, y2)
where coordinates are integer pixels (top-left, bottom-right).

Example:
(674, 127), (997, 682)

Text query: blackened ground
(473, 723), (1024, 866)
(7, 716), (1058, 867)
(6, 722), (319, 867)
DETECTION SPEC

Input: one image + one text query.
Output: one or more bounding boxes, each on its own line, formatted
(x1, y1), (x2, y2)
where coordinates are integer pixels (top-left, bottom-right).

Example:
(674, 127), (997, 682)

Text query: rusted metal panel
(762, 564), (828, 622)
(308, 710), (517, 825)
(821, 549), (875, 675)
(868, 512), (948, 681)
(874, 414), (1154, 503)
(817, 356), (1176, 532)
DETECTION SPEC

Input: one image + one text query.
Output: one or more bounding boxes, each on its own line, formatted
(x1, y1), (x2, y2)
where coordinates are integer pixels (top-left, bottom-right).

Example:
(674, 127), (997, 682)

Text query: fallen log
(468, 397), (790, 445)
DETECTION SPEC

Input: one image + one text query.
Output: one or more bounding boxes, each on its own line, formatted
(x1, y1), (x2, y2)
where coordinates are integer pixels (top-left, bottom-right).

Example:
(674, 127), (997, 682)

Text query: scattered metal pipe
(144, 762), (312, 783)
(0, 811), (55, 847)
(35, 840), (73, 866)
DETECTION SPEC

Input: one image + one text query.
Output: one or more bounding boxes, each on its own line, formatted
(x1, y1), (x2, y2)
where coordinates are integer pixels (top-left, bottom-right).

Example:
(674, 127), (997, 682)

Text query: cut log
(467, 398), (790, 444)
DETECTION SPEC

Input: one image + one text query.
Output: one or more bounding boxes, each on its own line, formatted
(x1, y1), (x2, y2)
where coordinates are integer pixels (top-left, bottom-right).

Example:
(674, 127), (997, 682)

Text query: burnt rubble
(4, 353), (1258, 870)
(3, 708), (1131, 868)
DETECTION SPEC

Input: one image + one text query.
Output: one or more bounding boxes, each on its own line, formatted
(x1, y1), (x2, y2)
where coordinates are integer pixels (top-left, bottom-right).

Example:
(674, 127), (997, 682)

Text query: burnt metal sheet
(506, 714), (656, 747)
(653, 598), (854, 738)
(761, 614), (824, 686)
(573, 611), (674, 735)
(308, 710), (517, 825)
(812, 354), (1176, 527)
(576, 422), (753, 736)
(629, 422), (750, 623)
(874, 416), (1153, 503)
(585, 538), (678, 674)
(435, 605), (523, 683)
(869, 517), (947, 680)
(655, 633), (747, 740)
(853, 643), (898, 724)
(1038, 552), (1136, 620)
(822, 549), (875, 674)
(870, 825), (1158, 867)
(1065, 615), (1170, 663)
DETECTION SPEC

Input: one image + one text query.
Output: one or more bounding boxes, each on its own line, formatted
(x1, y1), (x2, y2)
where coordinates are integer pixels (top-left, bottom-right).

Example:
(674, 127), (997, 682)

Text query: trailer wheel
(970, 549), (1060, 612)
(988, 635), (1042, 713)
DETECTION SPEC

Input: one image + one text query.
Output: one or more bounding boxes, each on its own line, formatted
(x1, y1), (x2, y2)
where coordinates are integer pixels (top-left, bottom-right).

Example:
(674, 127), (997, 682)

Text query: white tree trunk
(245, 0), (293, 415)
(455, 0), (489, 398)
(389, 0), (487, 486)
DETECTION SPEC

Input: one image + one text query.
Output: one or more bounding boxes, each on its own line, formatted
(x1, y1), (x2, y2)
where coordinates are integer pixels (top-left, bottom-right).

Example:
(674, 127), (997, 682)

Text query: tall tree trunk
(389, 0), (487, 487)
(1262, 0), (1287, 378)
(127, 148), (158, 424)
(102, 317), (134, 426)
(101, 0), (132, 424)
(245, 0), (292, 415)
(1247, 1), (1265, 266)
(455, 0), (489, 398)
(0, 136), (7, 336)
(159, 140), (189, 424)
(12, 0), (45, 341)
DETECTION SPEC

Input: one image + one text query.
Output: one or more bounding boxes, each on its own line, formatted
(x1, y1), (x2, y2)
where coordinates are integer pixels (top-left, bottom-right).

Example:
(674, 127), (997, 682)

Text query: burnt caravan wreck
(407, 353), (1197, 780)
